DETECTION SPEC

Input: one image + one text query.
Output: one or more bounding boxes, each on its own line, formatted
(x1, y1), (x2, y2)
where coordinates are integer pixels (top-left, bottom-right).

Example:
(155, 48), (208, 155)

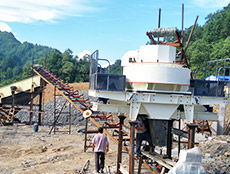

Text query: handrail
(32, 68), (84, 114)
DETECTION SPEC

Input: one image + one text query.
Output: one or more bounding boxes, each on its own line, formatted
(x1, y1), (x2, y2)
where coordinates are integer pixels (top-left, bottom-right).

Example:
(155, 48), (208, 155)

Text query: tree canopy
(185, 3), (230, 78)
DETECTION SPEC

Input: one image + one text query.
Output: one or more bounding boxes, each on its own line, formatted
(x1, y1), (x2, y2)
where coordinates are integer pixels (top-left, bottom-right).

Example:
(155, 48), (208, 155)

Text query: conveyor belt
(32, 67), (168, 173)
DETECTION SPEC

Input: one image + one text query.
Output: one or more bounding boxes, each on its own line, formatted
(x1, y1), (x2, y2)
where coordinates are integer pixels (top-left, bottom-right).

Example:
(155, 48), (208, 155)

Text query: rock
(224, 152), (229, 157)
(199, 135), (230, 174)
(42, 146), (47, 152)
(204, 153), (210, 158)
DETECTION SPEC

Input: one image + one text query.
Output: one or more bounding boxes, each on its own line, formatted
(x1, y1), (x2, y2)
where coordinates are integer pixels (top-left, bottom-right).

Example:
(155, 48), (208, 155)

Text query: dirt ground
(0, 124), (122, 174)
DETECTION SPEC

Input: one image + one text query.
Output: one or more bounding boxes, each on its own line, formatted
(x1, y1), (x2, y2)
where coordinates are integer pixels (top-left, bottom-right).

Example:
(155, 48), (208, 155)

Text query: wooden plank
(142, 151), (175, 170)
(171, 127), (188, 138)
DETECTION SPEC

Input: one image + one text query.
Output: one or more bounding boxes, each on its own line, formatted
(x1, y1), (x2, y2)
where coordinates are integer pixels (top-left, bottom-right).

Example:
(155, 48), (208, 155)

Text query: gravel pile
(199, 135), (230, 174)
(15, 90), (97, 126)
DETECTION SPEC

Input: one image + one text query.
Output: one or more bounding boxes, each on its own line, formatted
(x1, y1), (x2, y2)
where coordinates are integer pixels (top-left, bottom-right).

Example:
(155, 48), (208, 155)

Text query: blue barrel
(33, 123), (39, 132)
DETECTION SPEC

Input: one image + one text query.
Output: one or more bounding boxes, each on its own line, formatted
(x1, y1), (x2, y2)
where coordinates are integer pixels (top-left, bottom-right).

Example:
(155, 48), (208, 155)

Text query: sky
(0, 0), (229, 65)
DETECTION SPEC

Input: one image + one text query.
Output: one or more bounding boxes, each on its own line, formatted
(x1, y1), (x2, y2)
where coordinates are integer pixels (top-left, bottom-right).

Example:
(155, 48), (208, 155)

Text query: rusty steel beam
(184, 16), (199, 53)
(84, 118), (89, 152)
(182, 54), (193, 79)
(129, 121), (137, 174)
(175, 31), (182, 47)
(187, 123), (198, 149)
(165, 43), (181, 47)
(116, 115), (126, 174)
(146, 32), (156, 44)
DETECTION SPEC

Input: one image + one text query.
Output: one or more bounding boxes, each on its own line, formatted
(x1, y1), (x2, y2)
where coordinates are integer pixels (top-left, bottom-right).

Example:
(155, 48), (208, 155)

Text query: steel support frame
(89, 90), (227, 122)
(53, 86), (71, 134)
(92, 102), (219, 122)
(89, 90), (227, 106)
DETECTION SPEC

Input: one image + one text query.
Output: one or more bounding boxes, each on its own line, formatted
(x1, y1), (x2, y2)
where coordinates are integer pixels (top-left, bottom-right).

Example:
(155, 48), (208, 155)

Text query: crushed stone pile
(199, 135), (230, 174)
(16, 91), (97, 126)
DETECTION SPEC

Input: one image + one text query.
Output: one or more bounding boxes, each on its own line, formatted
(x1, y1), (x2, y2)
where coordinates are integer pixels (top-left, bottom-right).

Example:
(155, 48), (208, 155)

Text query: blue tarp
(205, 75), (230, 81)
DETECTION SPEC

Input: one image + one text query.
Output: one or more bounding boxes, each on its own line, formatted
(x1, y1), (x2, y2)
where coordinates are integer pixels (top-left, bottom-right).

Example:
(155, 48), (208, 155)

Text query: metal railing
(89, 50), (126, 92)
(193, 58), (230, 97)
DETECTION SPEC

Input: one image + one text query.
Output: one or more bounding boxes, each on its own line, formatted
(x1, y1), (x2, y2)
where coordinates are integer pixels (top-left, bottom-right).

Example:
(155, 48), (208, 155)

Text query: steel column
(29, 84), (34, 125)
(187, 123), (198, 149)
(84, 118), (89, 152)
(137, 156), (143, 174)
(178, 119), (181, 157)
(69, 103), (71, 134)
(116, 115), (126, 174)
(129, 121), (137, 174)
(166, 120), (173, 159)
(10, 87), (16, 122)
(38, 78), (44, 126)
(158, 8), (161, 42)
(54, 86), (56, 134)
(38, 90), (43, 125)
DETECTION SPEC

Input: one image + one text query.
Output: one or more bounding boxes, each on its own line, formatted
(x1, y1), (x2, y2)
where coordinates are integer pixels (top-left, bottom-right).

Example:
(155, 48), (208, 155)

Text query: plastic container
(33, 123), (39, 132)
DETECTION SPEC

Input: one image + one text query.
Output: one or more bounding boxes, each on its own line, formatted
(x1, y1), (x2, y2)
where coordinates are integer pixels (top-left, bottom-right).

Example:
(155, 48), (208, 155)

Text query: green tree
(75, 58), (90, 82)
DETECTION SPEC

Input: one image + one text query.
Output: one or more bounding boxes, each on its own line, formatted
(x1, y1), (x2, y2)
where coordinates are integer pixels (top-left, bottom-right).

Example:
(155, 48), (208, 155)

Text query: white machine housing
(122, 45), (191, 92)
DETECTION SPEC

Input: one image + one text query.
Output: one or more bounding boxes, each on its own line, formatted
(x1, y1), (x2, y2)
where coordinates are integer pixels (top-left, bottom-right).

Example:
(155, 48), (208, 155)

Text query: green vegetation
(0, 31), (53, 86)
(184, 4), (230, 78)
(39, 49), (91, 83)
(0, 32), (121, 86)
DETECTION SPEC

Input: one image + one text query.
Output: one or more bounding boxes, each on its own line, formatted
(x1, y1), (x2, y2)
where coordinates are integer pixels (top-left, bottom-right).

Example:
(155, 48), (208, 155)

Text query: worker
(92, 127), (109, 173)
(135, 114), (154, 156)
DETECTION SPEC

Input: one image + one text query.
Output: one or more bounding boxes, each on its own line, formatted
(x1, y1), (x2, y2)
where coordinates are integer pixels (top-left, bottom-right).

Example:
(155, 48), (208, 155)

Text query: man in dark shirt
(135, 115), (154, 156)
